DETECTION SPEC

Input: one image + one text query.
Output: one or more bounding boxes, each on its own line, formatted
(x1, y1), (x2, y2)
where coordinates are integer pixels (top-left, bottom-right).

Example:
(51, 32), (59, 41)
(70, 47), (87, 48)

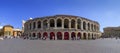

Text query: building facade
(0, 25), (22, 37)
(24, 15), (101, 40)
(103, 27), (120, 38)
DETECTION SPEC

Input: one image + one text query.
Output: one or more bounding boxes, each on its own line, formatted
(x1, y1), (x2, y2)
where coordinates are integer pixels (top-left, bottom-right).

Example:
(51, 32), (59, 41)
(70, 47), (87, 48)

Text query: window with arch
(37, 21), (41, 28)
(43, 20), (48, 28)
(30, 23), (32, 30)
(71, 19), (75, 28)
(77, 19), (81, 29)
(64, 19), (69, 28)
(50, 19), (55, 27)
(57, 19), (62, 27)
(91, 24), (93, 31)
(33, 22), (36, 29)
(88, 23), (90, 30)
(83, 21), (86, 30)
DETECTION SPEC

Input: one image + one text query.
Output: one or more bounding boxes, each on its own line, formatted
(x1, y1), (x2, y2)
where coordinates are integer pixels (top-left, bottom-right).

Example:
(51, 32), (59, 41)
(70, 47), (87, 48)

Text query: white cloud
(0, 26), (3, 29)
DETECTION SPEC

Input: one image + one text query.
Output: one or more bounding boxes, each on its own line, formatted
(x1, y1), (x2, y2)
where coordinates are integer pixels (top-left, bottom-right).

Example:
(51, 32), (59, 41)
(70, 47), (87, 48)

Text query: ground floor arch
(77, 32), (81, 40)
(64, 32), (69, 40)
(50, 32), (55, 40)
(71, 32), (76, 40)
(83, 33), (87, 39)
(42, 32), (48, 40)
(57, 32), (62, 40)
(37, 32), (41, 39)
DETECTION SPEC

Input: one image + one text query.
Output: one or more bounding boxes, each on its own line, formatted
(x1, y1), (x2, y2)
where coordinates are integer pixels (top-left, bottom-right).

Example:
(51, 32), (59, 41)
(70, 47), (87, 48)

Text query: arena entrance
(32, 33), (36, 38)
(83, 33), (86, 39)
(43, 32), (48, 40)
(37, 33), (41, 39)
(57, 32), (62, 40)
(77, 32), (81, 40)
(71, 32), (76, 40)
(64, 32), (69, 40)
(50, 32), (55, 40)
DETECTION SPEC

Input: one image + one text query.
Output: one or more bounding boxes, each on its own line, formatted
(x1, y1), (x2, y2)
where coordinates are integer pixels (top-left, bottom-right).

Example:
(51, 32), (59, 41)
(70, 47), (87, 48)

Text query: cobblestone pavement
(0, 38), (120, 53)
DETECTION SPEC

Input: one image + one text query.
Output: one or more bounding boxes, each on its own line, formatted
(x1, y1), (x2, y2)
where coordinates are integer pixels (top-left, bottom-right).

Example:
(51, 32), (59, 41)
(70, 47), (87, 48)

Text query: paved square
(0, 38), (120, 53)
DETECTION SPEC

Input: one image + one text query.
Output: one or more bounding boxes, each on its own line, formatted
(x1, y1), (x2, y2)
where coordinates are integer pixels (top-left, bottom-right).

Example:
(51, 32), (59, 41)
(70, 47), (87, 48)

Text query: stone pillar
(89, 23), (91, 31)
(86, 22), (88, 31)
(47, 21), (49, 29)
(55, 19), (57, 29)
(81, 21), (83, 30)
(41, 21), (43, 30)
(69, 32), (71, 40)
(62, 32), (64, 40)
(75, 20), (77, 29)
(62, 19), (64, 29)
(69, 20), (71, 29)
(81, 32), (83, 39)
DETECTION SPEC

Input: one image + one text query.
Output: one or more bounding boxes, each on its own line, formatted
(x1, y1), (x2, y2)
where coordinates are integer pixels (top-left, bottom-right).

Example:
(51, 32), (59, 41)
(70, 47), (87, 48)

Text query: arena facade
(23, 15), (101, 40)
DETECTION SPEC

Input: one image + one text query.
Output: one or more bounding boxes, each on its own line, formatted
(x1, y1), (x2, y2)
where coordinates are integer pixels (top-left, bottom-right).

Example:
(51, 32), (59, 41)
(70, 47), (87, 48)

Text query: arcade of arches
(24, 15), (101, 40)
(27, 32), (99, 40)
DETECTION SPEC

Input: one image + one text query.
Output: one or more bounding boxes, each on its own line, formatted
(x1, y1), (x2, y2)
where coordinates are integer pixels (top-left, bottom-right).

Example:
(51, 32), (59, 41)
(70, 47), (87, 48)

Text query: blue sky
(0, 0), (120, 32)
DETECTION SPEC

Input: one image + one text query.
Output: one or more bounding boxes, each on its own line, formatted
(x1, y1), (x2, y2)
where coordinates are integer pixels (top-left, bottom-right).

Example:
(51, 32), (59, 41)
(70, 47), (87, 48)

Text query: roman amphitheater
(23, 15), (101, 40)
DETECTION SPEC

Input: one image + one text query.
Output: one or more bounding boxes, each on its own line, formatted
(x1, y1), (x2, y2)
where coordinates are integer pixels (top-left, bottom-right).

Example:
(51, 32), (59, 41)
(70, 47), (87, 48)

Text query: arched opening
(37, 32), (41, 39)
(77, 32), (81, 40)
(64, 19), (69, 28)
(37, 21), (41, 28)
(71, 32), (76, 40)
(50, 19), (55, 27)
(88, 23), (90, 30)
(57, 19), (62, 27)
(50, 32), (55, 40)
(57, 32), (62, 40)
(32, 33), (36, 38)
(83, 33), (86, 39)
(91, 24), (93, 31)
(33, 22), (36, 29)
(71, 19), (75, 28)
(64, 32), (69, 40)
(92, 34), (94, 39)
(83, 21), (86, 30)
(29, 23), (32, 30)
(88, 33), (90, 39)
(77, 19), (81, 29)
(43, 32), (48, 40)
(43, 20), (48, 28)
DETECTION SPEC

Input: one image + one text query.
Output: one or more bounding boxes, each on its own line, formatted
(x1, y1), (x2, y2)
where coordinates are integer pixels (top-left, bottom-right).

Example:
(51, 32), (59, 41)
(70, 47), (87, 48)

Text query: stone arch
(42, 32), (48, 40)
(37, 32), (41, 39)
(88, 23), (90, 30)
(50, 32), (55, 40)
(43, 20), (48, 28)
(71, 32), (76, 40)
(64, 19), (69, 28)
(33, 22), (36, 29)
(57, 19), (62, 27)
(50, 19), (55, 27)
(83, 21), (86, 30)
(91, 24), (93, 31)
(77, 19), (81, 29)
(32, 33), (36, 38)
(57, 32), (62, 40)
(64, 32), (69, 40)
(77, 32), (81, 40)
(88, 33), (90, 39)
(37, 21), (41, 28)
(83, 33), (87, 39)
(71, 19), (75, 28)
